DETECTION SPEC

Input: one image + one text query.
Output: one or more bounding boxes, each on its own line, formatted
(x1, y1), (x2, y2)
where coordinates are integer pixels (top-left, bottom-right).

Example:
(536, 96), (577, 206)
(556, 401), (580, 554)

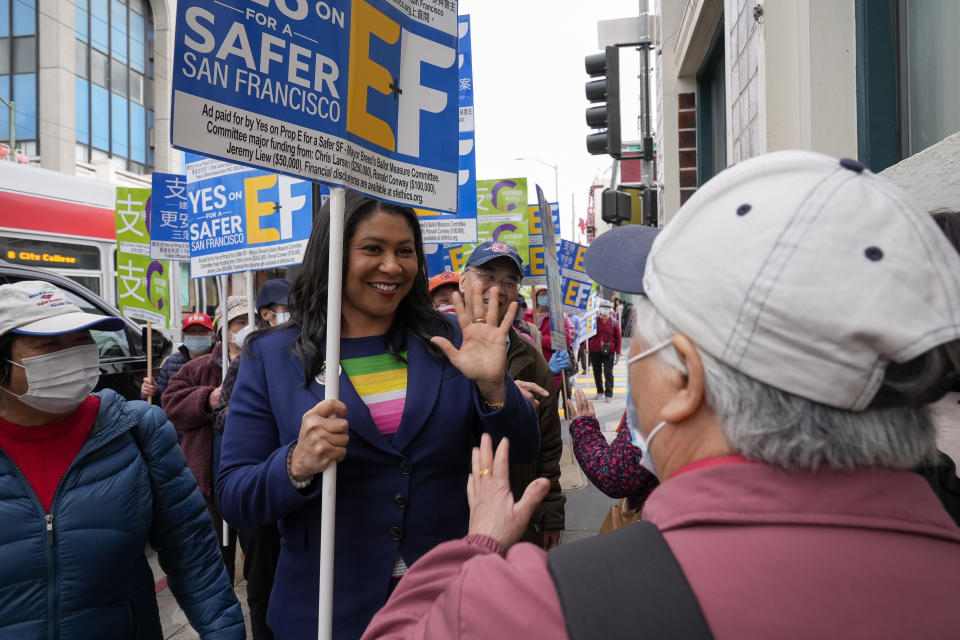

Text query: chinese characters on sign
(116, 187), (172, 329)
(150, 173), (191, 261)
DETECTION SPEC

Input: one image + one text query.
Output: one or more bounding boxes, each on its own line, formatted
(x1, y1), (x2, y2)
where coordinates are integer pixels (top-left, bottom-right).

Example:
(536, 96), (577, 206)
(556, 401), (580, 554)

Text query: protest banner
(171, 0), (459, 212)
(116, 187), (172, 329)
(583, 289), (598, 341)
(524, 201), (559, 285)
(185, 154), (313, 278)
(150, 173), (191, 261)
(418, 14), (478, 243)
(535, 185), (565, 349)
(559, 239), (593, 314)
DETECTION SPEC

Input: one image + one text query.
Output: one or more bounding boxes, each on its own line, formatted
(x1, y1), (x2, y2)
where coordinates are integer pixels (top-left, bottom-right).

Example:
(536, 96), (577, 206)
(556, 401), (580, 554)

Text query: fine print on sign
(172, 0), (459, 212)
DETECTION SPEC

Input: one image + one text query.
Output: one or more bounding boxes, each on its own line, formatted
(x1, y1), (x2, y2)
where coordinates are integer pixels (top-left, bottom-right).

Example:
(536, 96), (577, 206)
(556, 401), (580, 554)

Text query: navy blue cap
(256, 278), (291, 311)
(584, 225), (660, 295)
(465, 240), (523, 275)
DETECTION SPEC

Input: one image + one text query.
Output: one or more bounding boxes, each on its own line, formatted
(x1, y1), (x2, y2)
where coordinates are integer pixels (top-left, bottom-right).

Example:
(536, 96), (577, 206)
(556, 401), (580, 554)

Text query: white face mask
(624, 339), (673, 478)
(2, 343), (100, 414)
(273, 311), (290, 325)
(230, 324), (253, 348)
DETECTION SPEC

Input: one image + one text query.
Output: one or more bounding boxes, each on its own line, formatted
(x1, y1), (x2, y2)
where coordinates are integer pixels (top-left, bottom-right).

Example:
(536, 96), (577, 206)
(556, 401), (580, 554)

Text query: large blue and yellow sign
(185, 154), (313, 278)
(172, 0), (459, 212)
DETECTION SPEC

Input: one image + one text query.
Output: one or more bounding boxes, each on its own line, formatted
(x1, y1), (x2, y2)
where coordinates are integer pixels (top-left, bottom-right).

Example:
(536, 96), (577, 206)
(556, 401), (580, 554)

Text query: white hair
(631, 297), (938, 471)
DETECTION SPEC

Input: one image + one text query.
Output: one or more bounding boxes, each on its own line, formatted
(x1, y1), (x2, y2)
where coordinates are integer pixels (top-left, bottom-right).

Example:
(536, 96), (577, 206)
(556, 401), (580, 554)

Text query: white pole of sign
(245, 270), (256, 328)
(219, 274), (230, 547)
(317, 186), (345, 640)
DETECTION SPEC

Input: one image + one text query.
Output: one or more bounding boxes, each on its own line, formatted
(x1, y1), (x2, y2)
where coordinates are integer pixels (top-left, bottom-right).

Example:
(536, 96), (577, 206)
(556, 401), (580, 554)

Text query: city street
(155, 349), (633, 638)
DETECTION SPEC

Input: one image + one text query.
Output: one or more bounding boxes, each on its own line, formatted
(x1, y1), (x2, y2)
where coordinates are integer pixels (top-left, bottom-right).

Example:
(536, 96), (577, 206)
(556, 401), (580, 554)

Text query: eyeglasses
(466, 268), (521, 292)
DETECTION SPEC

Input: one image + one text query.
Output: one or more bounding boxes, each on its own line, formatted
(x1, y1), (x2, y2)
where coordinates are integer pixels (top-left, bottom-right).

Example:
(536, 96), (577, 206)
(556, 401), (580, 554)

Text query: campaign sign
(583, 290), (598, 341)
(559, 240), (592, 314)
(418, 14), (477, 243)
(424, 243), (453, 276)
(150, 173), (191, 261)
(171, 0), (459, 212)
(116, 188), (172, 329)
(535, 185), (565, 349)
(524, 201), (559, 285)
(186, 155), (313, 278)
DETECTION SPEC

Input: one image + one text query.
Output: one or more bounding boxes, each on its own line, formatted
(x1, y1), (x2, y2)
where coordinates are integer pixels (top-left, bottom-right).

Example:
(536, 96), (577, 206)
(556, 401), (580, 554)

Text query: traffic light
(641, 188), (658, 227)
(585, 46), (621, 157)
(601, 188), (631, 225)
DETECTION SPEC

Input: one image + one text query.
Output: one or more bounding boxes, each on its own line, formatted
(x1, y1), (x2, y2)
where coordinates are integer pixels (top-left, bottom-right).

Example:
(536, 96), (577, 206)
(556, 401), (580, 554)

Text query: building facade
(654, 0), (960, 220)
(1, 0), (180, 186)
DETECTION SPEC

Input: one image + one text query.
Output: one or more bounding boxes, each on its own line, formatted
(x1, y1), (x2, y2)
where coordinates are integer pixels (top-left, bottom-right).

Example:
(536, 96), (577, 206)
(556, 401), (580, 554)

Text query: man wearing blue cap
(459, 241), (565, 548)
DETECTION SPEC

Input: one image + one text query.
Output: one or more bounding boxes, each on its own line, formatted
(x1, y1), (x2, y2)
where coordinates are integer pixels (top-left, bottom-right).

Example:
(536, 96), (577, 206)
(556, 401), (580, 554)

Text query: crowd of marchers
(1, 150), (960, 640)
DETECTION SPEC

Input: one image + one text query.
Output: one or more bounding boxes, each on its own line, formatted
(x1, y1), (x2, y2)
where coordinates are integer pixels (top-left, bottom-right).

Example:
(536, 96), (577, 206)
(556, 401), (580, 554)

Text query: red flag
(578, 218), (586, 234)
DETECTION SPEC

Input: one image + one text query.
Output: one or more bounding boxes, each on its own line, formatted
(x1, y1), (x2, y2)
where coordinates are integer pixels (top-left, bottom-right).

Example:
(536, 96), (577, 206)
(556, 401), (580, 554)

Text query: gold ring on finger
(478, 468), (493, 478)
(473, 318), (486, 323)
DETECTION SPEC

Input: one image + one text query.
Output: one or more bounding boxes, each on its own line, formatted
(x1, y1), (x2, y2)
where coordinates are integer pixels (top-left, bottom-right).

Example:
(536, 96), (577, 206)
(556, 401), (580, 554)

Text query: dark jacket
(506, 328), (564, 543)
(0, 389), (244, 639)
(146, 345), (191, 400)
(162, 343), (225, 495)
(216, 324), (540, 640)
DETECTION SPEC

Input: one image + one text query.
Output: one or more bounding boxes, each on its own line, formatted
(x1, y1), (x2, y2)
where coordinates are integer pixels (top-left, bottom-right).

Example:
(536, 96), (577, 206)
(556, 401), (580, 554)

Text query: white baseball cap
(590, 150), (960, 411)
(0, 280), (125, 336)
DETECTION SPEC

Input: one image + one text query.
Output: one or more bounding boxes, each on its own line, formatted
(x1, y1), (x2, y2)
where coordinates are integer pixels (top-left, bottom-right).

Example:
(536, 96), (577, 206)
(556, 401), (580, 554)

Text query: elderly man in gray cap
(362, 151), (960, 640)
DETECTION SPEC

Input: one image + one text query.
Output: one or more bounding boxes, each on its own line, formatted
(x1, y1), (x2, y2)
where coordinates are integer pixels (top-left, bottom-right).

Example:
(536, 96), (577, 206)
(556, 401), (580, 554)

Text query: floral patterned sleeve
(569, 411), (659, 511)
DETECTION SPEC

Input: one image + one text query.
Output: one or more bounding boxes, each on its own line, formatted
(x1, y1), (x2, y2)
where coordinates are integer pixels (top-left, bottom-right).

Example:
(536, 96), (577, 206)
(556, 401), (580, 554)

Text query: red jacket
(587, 314), (621, 355)
(362, 461), (960, 639)
(161, 344), (224, 495)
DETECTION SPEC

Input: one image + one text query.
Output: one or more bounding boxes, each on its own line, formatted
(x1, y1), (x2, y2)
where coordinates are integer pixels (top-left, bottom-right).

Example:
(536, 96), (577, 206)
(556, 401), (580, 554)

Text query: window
(856, 0), (960, 170)
(696, 25), (727, 185)
(0, 0), (38, 156)
(75, 0), (154, 174)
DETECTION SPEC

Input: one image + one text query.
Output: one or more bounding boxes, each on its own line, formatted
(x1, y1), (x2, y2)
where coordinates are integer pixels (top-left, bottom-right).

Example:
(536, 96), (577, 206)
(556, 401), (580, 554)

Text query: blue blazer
(216, 323), (539, 640)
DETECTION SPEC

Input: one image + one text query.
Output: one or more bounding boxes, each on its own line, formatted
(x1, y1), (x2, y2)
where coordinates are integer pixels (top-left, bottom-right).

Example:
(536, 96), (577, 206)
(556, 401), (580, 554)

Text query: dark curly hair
(247, 191), (452, 386)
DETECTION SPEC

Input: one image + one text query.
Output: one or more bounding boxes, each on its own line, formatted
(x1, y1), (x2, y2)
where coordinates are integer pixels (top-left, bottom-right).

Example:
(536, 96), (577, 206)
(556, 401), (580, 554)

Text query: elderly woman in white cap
(0, 281), (244, 638)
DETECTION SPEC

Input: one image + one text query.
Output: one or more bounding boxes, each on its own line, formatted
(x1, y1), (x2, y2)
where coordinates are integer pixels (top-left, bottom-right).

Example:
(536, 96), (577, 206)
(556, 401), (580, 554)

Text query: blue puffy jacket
(0, 389), (245, 639)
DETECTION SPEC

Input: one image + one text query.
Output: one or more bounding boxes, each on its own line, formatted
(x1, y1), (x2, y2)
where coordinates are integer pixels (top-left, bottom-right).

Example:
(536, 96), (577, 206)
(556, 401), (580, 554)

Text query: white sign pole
(317, 186), (345, 640)
(218, 274), (230, 547)
(245, 270), (256, 328)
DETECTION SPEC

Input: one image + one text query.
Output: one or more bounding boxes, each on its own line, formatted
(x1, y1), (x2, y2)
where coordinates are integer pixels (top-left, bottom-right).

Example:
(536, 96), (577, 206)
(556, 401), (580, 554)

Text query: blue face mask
(537, 295), (549, 307)
(625, 339), (673, 478)
(183, 335), (213, 355)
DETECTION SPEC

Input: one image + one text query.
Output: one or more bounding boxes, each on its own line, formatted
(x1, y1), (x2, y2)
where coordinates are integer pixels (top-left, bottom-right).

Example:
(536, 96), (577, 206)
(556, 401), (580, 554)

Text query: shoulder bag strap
(547, 521), (713, 640)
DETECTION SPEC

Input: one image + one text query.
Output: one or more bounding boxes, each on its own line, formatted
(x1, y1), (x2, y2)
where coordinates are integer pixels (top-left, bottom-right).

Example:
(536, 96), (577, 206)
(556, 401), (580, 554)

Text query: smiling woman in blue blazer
(216, 193), (540, 640)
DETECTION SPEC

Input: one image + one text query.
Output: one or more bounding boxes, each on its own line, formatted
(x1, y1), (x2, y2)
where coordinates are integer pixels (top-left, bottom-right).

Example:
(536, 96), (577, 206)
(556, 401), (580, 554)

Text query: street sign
(171, 0), (459, 212)
(185, 154), (313, 278)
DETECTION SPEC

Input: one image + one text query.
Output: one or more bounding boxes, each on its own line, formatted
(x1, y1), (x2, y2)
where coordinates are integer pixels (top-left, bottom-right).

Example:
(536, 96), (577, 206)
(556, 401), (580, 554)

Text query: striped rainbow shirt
(342, 350), (408, 438)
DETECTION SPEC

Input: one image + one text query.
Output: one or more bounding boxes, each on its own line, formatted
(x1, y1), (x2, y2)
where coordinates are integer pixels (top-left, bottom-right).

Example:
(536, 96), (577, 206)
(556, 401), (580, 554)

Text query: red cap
(182, 312), (213, 331)
(428, 271), (460, 293)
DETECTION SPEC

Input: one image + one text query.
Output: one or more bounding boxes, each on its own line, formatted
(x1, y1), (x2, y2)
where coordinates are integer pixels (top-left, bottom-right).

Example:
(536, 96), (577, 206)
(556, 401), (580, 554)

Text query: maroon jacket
(588, 314), (621, 355)
(362, 460), (960, 639)
(161, 344), (224, 496)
